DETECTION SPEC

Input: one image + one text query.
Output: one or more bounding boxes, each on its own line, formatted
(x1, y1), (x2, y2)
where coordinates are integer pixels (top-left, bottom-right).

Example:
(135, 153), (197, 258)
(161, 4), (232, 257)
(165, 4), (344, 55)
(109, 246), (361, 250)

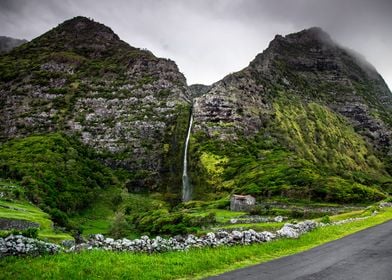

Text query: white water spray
(182, 113), (193, 201)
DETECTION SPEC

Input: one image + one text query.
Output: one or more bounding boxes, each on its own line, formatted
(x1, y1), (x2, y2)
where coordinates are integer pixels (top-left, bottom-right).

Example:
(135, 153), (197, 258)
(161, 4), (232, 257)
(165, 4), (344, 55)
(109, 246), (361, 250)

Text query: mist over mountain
(0, 36), (27, 53)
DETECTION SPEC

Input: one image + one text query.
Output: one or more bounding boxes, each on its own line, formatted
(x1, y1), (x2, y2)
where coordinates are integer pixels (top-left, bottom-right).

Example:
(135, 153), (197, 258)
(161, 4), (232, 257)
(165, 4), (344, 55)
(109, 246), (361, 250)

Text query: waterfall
(182, 112), (193, 202)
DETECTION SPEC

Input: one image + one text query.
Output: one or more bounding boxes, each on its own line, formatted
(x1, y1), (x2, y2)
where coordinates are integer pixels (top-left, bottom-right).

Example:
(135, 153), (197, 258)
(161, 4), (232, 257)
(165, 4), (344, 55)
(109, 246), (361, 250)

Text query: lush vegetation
(0, 207), (391, 280)
(189, 101), (389, 203)
(0, 180), (72, 241)
(0, 133), (119, 229)
(0, 16), (191, 199)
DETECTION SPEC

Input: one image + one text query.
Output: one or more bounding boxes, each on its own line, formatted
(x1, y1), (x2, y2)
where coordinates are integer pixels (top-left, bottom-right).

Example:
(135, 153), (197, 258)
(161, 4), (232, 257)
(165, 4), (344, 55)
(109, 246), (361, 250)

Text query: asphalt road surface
(207, 220), (392, 280)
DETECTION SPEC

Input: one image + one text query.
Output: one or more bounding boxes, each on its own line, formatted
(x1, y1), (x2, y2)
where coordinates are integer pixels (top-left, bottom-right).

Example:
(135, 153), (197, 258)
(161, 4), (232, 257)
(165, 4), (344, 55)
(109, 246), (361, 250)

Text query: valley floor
(0, 207), (391, 280)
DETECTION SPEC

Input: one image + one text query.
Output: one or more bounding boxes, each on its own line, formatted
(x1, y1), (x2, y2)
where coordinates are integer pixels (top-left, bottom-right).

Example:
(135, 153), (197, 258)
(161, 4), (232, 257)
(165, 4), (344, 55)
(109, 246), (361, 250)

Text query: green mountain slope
(191, 28), (392, 202)
(0, 16), (190, 195)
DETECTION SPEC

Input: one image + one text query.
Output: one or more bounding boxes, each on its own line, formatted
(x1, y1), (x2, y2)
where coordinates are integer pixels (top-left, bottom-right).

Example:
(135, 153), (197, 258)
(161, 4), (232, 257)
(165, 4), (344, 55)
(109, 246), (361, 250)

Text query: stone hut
(230, 195), (256, 211)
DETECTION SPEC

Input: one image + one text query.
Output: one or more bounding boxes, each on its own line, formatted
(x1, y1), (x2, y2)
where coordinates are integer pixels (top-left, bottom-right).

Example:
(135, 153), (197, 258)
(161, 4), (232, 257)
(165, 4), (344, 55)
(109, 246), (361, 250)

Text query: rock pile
(0, 235), (61, 257)
(277, 220), (318, 238)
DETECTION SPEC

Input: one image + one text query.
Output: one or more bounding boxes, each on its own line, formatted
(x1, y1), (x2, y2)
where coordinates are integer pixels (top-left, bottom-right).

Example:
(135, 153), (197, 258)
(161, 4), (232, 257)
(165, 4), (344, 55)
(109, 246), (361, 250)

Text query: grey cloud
(0, 0), (391, 89)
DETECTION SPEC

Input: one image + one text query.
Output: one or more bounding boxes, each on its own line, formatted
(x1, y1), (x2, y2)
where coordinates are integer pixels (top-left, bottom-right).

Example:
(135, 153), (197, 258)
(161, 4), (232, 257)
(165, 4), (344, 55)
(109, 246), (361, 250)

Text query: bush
(290, 209), (305, 219)
(130, 210), (216, 236)
(23, 227), (39, 238)
(111, 194), (123, 210)
(49, 208), (69, 228)
(248, 205), (266, 216)
(108, 212), (132, 239)
(320, 215), (331, 224)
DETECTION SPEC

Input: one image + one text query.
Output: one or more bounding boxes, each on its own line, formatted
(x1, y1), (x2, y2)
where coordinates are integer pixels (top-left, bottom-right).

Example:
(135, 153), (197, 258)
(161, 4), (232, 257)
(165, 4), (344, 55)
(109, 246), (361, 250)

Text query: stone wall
(0, 218), (39, 230)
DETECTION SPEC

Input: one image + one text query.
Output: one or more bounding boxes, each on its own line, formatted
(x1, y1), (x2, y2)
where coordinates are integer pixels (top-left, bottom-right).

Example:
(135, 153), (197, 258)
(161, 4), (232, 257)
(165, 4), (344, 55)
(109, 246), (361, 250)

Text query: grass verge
(0, 208), (391, 280)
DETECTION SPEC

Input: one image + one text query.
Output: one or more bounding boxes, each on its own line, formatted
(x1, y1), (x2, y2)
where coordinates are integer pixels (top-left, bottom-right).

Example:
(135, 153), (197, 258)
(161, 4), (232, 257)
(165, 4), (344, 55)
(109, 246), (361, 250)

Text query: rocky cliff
(190, 27), (392, 201)
(0, 17), (191, 192)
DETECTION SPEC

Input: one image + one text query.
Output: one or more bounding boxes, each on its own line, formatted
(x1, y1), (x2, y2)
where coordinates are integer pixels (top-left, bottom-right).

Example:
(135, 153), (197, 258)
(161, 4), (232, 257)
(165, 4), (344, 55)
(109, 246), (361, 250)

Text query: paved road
(207, 220), (392, 280)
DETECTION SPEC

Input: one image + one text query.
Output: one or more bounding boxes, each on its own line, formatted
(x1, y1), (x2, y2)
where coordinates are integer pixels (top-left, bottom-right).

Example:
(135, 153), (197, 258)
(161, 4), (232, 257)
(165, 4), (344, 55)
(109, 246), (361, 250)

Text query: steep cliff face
(0, 17), (191, 191)
(191, 27), (392, 201)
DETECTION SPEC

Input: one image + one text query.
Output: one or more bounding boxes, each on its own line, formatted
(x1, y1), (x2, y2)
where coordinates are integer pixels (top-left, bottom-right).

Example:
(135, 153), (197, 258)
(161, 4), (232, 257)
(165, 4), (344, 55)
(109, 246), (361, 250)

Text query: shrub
(108, 212), (132, 239)
(23, 227), (39, 238)
(111, 194), (123, 210)
(320, 215), (331, 224)
(248, 205), (266, 216)
(290, 209), (305, 219)
(49, 208), (69, 228)
(130, 210), (216, 236)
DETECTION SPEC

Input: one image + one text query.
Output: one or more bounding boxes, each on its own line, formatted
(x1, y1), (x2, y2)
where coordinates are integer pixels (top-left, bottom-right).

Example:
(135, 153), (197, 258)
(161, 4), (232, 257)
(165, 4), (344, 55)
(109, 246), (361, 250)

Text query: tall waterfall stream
(182, 112), (193, 201)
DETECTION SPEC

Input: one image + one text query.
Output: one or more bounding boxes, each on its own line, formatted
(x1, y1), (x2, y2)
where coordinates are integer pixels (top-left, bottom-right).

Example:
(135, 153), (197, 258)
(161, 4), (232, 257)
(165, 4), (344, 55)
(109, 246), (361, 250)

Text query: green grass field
(0, 179), (72, 241)
(0, 200), (72, 241)
(1, 207), (391, 280)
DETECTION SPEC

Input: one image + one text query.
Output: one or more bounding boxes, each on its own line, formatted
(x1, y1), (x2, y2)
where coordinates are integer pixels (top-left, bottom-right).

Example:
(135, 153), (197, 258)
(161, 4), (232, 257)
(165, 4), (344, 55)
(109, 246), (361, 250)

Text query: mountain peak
(285, 27), (334, 45)
(56, 16), (120, 41)
(22, 16), (131, 58)
(269, 27), (335, 49)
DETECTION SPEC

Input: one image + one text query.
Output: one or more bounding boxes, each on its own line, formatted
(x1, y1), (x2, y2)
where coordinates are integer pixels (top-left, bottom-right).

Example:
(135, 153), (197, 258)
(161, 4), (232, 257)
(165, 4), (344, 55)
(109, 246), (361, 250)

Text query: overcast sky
(1, 0), (391, 89)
